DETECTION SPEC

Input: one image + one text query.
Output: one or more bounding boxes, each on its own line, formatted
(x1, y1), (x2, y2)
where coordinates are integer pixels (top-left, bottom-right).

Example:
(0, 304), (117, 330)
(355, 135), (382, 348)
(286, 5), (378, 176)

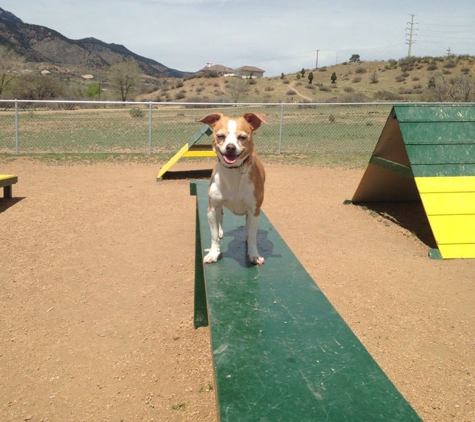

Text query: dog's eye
(237, 134), (248, 142)
(216, 134), (226, 141)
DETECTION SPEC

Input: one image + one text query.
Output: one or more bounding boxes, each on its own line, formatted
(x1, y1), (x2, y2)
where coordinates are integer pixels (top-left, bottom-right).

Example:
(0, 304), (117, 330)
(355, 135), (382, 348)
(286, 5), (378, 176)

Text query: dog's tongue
(223, 154), (238, 164)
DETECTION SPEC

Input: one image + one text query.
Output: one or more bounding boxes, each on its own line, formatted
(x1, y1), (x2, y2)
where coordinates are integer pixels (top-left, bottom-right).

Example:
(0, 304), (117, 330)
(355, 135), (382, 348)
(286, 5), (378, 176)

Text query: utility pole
(446, 47), (452, 57)
(405, 14), (417, 57)
(316, 50), (319, 70)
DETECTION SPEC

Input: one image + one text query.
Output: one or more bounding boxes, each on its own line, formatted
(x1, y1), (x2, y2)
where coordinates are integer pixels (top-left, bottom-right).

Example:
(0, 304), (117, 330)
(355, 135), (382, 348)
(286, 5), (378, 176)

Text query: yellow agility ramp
(157, 125), (214, 180)
(353, 104), (475, 259)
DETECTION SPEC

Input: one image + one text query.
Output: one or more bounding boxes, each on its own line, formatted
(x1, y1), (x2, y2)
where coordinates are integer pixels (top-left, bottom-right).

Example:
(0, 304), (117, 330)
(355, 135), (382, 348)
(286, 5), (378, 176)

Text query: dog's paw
(203, 250), (220, 264)
(250, 255), (265, 266)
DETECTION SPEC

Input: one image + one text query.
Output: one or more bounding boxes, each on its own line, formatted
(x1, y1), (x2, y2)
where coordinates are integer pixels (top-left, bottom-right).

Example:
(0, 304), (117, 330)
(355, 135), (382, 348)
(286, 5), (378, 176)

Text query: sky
(2, 0), (475, 77)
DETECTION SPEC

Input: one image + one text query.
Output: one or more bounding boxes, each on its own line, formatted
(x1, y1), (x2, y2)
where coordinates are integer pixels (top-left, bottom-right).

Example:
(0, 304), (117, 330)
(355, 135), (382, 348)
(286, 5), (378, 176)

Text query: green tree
(349, 54), (361, 63)
(109, 60), (142, 101)
(300, 68), (306, 78)
(85, 83), (102, 100)
(331, 72), (337, 84)
(308, 72), (314, 84)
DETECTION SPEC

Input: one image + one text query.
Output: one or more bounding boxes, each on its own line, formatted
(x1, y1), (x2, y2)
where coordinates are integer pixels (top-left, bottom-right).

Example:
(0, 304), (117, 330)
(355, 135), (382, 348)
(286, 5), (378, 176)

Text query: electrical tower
(405, 14), (418, 57)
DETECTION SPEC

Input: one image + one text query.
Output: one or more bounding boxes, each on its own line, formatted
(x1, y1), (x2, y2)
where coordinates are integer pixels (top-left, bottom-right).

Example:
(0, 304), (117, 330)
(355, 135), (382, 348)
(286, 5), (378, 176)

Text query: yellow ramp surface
(416, 176), (475, 259)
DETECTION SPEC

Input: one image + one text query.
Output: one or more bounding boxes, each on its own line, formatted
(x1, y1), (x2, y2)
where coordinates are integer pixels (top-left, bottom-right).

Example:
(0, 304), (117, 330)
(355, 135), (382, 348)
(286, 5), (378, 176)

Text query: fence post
(278, 103), (284, 154)
(148, 102), (152, 155)
(15, 100), (19, 154)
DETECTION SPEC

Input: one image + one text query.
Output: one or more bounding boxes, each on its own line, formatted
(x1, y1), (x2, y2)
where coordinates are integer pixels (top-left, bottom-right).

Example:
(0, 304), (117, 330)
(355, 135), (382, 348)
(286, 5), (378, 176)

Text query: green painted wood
(187, 125), (212, 148)
(394, 104), (475, 122)
(369, 156), (414, 178)
(401, 122), (475, 144)
(191, 181), (422, 422)
(390, 105), (475, 177)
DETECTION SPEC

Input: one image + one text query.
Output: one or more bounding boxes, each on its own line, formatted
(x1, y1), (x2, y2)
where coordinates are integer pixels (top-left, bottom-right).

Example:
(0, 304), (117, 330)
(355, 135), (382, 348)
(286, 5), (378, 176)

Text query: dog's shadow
(222, 226), (281, 267)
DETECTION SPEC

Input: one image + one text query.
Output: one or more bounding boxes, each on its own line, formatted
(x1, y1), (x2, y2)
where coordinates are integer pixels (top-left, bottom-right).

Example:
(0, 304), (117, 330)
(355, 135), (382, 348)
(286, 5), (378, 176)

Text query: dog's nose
(226, 144), (236, 154)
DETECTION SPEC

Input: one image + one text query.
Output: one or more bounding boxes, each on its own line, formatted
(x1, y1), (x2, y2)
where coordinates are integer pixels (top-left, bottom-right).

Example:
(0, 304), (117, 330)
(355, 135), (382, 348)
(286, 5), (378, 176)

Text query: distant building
(197, 63), (235, 77)
(234, 65), (265, 78)
(197, 63), (265, 78)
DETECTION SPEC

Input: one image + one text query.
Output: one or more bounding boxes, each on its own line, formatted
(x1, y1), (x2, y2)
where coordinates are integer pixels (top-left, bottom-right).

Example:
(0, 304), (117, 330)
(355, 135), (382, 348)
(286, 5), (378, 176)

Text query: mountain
(0, 7), (187, 78)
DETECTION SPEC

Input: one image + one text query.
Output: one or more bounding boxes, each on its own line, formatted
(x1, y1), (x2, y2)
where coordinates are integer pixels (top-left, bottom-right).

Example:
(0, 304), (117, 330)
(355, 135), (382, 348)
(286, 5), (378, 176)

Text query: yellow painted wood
(439, 244), (475, 259)
(183, 150), (216, 157)
(414, 176), (475, 258)
(0, 174), (17, 181)
(427, 214), (475, 244)
(420, 192), (475, 215)
(157, 143), (190, 180)
(415, 176), (475, 193)
(157, 139), (215, 180)
(0, 174), (17, 187)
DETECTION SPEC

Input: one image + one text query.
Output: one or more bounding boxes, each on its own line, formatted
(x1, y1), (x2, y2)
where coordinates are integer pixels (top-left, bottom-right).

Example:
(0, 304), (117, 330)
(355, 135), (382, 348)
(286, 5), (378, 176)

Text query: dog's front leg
(203, 205), (222, 264)
(246, 212), (265, 265)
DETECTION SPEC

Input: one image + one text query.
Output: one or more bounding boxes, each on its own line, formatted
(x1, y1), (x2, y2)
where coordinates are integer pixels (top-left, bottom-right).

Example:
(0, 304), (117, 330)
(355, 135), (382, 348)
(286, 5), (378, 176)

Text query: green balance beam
(191, 180), (421, 422)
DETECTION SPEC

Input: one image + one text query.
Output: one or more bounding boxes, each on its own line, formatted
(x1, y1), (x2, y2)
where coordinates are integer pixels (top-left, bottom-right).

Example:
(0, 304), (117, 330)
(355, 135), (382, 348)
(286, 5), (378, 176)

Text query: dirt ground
(1, 158), (474, 422)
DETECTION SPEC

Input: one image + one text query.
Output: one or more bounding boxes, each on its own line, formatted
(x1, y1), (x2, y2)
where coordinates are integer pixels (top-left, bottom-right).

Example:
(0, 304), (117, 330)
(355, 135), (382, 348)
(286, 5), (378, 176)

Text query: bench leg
(4, 185), (12, 199)
(194, 204), (209, 328)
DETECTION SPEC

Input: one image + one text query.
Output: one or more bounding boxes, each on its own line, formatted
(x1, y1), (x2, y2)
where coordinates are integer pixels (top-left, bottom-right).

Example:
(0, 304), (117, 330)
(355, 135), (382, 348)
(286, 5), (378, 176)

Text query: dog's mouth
(222, 153), (239, 165)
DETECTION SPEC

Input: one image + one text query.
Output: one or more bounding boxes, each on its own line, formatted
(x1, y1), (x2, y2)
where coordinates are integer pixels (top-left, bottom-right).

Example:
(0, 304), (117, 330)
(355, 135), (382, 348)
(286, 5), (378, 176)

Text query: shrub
(129, 107), (145, 118)
(369, 71), (379, 84)
(355, 67), (367, 74)
(352, 76), (362, 83)
(286, 89), (297, 95)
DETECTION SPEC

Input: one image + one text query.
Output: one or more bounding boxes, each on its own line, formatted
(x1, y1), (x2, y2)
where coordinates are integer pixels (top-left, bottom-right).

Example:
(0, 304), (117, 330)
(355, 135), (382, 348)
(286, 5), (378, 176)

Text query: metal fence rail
(0, 100), (396, 160)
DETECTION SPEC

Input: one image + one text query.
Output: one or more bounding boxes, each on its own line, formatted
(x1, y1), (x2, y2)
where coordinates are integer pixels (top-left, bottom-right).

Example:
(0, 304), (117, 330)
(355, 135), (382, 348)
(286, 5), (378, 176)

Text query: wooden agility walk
(190, 180), (421, 422)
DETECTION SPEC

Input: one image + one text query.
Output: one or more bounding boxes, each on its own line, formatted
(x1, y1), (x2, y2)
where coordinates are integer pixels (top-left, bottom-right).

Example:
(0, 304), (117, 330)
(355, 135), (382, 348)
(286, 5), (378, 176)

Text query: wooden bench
(0, 174), (18, 199)
(190, 180), (422, 422)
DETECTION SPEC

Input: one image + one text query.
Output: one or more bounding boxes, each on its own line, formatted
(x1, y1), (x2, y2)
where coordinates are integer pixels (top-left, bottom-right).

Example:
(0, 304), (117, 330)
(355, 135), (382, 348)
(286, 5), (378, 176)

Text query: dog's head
(199, 113), (267, 168)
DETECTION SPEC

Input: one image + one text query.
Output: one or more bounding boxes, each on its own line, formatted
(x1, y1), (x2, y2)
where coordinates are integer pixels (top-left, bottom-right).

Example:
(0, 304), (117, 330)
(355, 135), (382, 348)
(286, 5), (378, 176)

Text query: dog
(198, 112), (267, 265)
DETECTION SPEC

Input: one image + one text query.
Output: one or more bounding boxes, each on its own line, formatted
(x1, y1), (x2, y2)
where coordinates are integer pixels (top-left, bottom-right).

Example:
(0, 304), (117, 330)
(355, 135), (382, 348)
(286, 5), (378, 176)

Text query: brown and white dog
(198, 112), (267, 265)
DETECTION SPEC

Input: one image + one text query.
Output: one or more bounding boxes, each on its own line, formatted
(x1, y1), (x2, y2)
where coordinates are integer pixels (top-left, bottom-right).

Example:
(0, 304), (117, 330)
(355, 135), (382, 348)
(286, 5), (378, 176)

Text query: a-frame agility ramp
(352, 104), (475, 259)
(157, 125), (215, 180)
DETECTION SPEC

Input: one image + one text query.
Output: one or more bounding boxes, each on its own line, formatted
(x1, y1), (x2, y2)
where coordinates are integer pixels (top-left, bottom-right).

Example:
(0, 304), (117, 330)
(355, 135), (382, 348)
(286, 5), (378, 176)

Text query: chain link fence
(0, 100), (394, 164)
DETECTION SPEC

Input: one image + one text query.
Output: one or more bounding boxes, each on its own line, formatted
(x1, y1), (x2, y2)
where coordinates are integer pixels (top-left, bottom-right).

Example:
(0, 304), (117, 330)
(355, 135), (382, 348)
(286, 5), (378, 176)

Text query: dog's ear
(198, 113), (223, 127)
(243, 113), (267, 130)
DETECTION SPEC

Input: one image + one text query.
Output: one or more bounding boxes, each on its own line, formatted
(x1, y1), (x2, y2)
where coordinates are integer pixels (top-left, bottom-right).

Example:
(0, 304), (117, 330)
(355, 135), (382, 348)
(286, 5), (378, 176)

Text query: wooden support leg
(194, 203), (208, 328)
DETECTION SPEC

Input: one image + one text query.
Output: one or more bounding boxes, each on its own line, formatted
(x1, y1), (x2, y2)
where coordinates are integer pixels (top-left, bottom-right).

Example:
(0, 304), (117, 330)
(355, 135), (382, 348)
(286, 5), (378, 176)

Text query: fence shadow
(357, 200), (437, 249)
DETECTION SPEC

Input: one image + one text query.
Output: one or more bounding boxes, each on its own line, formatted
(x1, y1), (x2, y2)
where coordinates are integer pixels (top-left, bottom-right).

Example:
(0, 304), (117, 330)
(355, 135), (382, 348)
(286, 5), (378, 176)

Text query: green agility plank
(191, 181), (421, 422)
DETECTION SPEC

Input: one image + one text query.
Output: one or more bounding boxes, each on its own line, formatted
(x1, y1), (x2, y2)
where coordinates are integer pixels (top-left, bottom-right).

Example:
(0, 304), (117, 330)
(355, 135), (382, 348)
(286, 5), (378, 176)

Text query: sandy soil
(0, 158), (474, 422)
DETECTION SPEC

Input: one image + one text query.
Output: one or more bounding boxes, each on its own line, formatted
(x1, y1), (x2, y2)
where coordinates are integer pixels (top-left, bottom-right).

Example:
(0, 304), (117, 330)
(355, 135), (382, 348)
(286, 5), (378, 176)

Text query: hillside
(139, 55), (475, 103)
(0, 7), (187, 79)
